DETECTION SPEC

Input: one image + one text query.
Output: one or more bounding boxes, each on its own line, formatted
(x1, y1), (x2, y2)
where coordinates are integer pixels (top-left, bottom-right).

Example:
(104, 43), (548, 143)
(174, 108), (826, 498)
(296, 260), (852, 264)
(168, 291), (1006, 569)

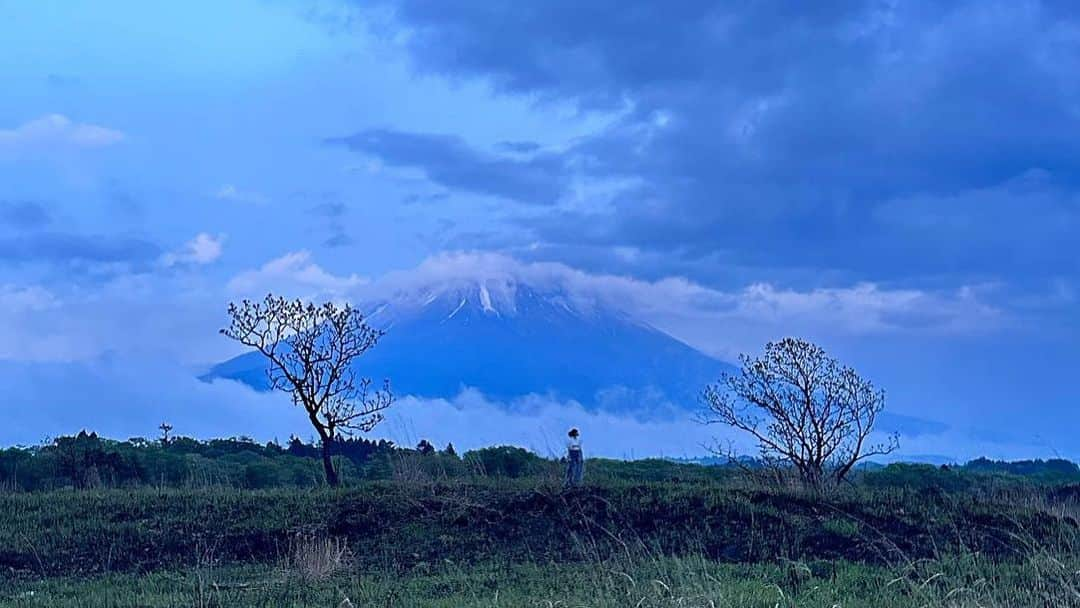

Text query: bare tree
(220, 294), (392, 486)
(158, 422), (173, 445)
(700, 337), (897, 487)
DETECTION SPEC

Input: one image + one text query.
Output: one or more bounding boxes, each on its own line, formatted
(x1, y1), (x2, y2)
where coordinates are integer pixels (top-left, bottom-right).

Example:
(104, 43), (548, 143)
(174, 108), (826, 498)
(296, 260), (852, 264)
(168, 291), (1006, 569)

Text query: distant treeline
(0, 431), (555, 491)
(1, 431), (1078, 491)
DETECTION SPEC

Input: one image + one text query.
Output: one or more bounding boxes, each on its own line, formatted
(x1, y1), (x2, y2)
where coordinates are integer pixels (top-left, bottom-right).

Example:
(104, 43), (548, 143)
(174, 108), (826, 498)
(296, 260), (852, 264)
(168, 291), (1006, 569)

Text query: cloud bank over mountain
(228, 251), (1003, 360)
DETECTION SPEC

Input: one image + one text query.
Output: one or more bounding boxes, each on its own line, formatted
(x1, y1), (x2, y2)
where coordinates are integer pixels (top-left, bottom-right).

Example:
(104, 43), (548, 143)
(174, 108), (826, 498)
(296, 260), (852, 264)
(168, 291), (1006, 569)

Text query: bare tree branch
(700, 337), (898, 487)
(220, 294), (393, 486)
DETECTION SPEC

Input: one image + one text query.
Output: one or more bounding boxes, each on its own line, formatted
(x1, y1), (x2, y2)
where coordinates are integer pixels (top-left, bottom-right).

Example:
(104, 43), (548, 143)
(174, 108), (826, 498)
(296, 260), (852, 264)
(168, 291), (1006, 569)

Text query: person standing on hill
(565, 427), (584, 487)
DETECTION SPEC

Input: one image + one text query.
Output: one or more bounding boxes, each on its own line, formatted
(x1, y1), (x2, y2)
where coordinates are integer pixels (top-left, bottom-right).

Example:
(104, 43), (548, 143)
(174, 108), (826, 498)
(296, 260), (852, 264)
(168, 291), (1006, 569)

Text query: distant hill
(204, 277), (735, 415)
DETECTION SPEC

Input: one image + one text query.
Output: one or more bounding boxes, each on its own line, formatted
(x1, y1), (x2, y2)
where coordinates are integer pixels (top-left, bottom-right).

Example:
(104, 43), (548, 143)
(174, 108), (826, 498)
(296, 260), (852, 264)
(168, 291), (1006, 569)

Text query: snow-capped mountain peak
(364, 274), (619, 330)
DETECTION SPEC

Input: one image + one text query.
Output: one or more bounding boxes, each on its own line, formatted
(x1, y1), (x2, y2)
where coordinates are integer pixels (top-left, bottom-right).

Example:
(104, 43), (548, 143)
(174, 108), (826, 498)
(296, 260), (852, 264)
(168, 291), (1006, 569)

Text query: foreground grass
(3, 554), (1079, 608)
(4, 481), (1080, 606)
(3, 482), (1074, 576)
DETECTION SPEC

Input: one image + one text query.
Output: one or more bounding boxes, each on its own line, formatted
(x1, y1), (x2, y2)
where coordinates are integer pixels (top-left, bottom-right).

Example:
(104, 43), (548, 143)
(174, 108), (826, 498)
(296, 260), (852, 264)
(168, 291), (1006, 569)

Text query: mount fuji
(203, 272), (734, 415)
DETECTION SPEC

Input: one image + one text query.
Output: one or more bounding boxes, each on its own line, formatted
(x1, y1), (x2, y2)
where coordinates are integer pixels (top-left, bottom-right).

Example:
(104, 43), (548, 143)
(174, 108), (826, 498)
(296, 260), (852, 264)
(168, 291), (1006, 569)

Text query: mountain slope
(203, 280), (733, 414)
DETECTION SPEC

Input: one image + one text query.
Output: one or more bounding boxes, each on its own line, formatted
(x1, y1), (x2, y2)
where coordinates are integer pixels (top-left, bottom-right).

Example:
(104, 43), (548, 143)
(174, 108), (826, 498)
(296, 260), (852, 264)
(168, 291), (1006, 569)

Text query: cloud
(329, 128), (567, 205)
(381, 388), (732, 459)
(869, 169), (1080, 278)
(0, 284), (58, 314)
(497, 140), (542, 154)
(355, 1), (1080, 285)
(0, 232), (160, 268)
(402, 192), (450, 205)
(45, 74), (83, 88)
(226, 249), (1006, 360)
(306, 201), (353, 247)
(323, 232), (353, 248)
(0, 114), (124, 155)
(363, 251), (1002, 348)
(0, 284), (91, 363)
(719, 283), (1001, 335)
(0, 201), (51, 229)
(213, 184), (268, 205)
(0, 357), (298, 446)
(161, 233), (226, 267)
(227, 250), (365, 298)
(371, 389), (1033, 462)
(876, 412), (950, 439)
(309, 201), (347, 218)
(0, 271), (230, 364)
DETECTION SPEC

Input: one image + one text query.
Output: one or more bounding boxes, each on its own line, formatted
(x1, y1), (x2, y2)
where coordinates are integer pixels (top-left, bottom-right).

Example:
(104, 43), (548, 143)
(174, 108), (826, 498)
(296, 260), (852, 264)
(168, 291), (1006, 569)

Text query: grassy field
(3, 471), (1080, 607)
(6, 555), (1080, 607)
(1, 482), (1074, 572)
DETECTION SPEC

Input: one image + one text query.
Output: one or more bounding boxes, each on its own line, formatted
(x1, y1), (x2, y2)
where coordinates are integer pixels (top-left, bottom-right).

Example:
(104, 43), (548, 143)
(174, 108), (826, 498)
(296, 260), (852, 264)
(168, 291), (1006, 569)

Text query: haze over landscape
(2, 1), (1078, 462)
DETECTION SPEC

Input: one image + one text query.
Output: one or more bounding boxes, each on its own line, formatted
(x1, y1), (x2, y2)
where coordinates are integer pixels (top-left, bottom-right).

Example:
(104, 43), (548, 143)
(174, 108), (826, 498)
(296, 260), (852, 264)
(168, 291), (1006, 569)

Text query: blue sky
(1, 1), (1077, 460)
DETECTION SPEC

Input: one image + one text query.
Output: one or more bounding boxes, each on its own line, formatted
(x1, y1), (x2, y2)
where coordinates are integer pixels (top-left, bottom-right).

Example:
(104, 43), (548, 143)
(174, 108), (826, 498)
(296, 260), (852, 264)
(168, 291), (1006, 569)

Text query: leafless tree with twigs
(700, 337), (897, 487)
(220, 294), (392, 486)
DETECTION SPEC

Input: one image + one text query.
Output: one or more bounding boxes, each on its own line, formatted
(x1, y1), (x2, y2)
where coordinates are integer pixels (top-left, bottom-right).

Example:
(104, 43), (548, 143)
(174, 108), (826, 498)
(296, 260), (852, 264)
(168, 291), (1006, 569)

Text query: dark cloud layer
(0, 201), (51, 229)
(0, 232), (160, 266)
(497, 141), (542, 154)
(306, 199), (353, 248)
(329, 128), (567, 205)
(357, 0), (1080, 286)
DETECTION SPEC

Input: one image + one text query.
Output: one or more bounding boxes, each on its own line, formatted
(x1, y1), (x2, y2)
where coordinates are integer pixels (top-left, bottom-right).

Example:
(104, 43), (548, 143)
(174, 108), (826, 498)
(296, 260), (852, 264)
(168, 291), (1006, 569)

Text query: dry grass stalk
(284, 533), (350, 582)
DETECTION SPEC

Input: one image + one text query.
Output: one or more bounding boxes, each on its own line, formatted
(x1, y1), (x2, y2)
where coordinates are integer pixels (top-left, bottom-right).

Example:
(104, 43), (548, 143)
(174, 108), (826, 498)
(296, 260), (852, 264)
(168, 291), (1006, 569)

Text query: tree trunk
(320, 436), (340, 487)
